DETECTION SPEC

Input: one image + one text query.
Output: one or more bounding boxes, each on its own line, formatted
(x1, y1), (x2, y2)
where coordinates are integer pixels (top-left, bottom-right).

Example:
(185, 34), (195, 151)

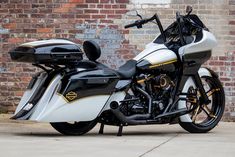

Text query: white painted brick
(130, 0), (171, 5)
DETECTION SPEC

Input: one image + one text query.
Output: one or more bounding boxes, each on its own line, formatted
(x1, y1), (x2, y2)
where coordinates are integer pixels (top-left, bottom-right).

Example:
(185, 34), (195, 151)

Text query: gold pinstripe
(148, 59), (177, 69)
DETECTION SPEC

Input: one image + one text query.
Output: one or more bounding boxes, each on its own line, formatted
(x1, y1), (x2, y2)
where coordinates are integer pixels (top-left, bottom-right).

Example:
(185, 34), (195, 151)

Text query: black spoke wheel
(179, 75), (225, 133)
(50, 120), (97, 135)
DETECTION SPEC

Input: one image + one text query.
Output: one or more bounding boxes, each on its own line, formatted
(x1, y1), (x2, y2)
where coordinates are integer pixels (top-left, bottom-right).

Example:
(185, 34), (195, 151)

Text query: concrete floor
(0, 114), (235, 157)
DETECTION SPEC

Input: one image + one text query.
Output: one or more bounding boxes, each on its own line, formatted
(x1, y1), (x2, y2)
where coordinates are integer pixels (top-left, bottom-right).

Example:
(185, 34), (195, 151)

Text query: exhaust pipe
(111, 107), (150, 125)
(110, 86), (152, 125)
(110, 91), (152, 125)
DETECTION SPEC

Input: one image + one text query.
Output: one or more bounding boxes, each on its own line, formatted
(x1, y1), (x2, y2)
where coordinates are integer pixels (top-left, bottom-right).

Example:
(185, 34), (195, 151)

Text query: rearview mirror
(186, 6), (193, 15)
(126, 10), (143, 19)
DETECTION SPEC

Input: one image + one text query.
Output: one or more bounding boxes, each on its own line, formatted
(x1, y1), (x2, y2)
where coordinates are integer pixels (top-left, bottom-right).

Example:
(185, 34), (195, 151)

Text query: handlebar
(124, 18), (151, 29)
(124, 22), (139, 29)
(124, 10), (194, 46)
(124, 14), (166, 42)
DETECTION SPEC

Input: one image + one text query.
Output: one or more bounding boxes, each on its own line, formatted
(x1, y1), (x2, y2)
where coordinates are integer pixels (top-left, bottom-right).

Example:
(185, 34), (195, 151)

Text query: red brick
(63, 3), (76, 8)
(115, 9), (128, 14)
(97, 4), (104, 8)
(229, 21), (235, 25)
(9, 9), (23, 13)
(120, 4), (126, 8)
(37, 28), (53, 33)
(92, 15), (106, 19)
(85, 0), (99, 3)
(0, 9), (8, 13)
(85, 19), (98, 23)
(229, 10), (235, 15)
(15, 91), (24, 97)
(76, 14), (91, 18)
(2, 23), (17, 29)
(16, 4), (31, 8)
(23, 29), (37, 33)
(120, 29), (129, 34)
(68, 30), (83, 33)
(116, 0), (129, 3)
(219, 56), (228, 60)
(230, 31), (235, 35)
(229, 0), (235, 5)
(100, 9), (115, 14)
(104, 4), (112, 8)
(69, 0), (84, 2)
(100, 19), (113, 23)
(108, 25), (119, 29)
(112, 4), (120, 8)
(8, 38), (24, 43)
(107, 14), (122, 19)
(89, 4), (96, 8)
(76, 4), (88, 8)
(61, 14), (75, 18)
(31, 14), (46, 18)
(18, 14), (29, 18)
(10, 0), (23, 2)
(32, 4), (45, 8)
(100, 0), (110, 2)
(84, 9), (99, 13)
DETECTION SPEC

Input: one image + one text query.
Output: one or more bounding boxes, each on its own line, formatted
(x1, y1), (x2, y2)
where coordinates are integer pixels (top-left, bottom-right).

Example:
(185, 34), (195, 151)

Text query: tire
(179, 75), (225, 133)
(50, 120), (97, 135)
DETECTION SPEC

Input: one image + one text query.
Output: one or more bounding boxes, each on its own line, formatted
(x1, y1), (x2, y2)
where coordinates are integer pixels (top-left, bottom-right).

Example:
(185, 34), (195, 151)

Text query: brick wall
(0, 0), (234, 121)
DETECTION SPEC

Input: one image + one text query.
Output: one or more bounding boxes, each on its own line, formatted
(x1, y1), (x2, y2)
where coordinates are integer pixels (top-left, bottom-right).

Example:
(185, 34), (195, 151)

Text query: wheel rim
(186, 76), (224, 127)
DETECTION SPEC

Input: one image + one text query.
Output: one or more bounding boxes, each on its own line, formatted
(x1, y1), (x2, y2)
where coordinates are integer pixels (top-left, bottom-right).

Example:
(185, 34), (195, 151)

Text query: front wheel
(50, 120), (97, 135)
(179, 73), (225, 133)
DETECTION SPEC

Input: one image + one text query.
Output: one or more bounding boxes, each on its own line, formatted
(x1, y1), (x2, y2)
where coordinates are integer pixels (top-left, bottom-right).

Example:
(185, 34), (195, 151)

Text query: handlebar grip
(124, 22), (137, 29)
(124, 19), (148, 29)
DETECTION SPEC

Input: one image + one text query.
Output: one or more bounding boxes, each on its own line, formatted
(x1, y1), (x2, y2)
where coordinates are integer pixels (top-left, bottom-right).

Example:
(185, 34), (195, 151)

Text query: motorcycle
(9, 6), (225, 136)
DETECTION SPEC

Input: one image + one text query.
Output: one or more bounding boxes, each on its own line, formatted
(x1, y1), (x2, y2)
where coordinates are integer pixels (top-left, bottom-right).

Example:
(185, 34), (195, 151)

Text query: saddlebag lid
(9, 39), (83, 65)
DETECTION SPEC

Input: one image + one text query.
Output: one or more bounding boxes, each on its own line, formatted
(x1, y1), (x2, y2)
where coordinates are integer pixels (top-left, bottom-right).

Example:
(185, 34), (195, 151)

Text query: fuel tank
(134, 43), (177, 71)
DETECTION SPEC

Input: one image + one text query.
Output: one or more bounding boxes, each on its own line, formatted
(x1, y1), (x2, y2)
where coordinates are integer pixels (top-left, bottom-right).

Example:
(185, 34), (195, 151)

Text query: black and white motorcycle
(10, 6), (225, 136)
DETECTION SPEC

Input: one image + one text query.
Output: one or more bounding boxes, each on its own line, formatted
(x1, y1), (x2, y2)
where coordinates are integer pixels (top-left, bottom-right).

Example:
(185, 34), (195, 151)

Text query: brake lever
(137, 24), (143, 29)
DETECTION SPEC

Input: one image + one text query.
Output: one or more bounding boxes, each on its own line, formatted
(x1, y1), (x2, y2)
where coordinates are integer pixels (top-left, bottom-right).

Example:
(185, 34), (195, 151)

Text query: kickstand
(99, 123), (104, 134)
(117, 124), (123, 136)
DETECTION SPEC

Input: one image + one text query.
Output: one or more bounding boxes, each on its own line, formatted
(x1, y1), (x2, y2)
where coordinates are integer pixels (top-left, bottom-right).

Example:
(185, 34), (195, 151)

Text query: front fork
(192, 73), (211, 105)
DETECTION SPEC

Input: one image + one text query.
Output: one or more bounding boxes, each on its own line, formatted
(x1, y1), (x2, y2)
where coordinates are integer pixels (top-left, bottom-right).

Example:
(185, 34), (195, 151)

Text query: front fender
(198, 67), (213, 78)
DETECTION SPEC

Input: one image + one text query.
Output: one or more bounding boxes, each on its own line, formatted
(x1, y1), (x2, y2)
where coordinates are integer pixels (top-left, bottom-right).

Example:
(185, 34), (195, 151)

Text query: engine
(119, 74), (175, 117)
(150, 74), (174, 116)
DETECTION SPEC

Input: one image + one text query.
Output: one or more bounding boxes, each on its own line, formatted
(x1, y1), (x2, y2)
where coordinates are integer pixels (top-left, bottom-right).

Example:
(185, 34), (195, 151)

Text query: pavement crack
(138, 134), (179, 157)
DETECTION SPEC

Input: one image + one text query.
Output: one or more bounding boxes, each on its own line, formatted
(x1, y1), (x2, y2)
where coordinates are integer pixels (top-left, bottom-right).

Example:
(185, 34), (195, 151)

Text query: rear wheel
(50, 120), (97, 135)
(179, 75), (225, 133)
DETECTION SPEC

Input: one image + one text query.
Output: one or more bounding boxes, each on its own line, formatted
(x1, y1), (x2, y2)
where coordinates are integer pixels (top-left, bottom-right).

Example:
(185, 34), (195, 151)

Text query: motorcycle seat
(116, 60), (137, 79)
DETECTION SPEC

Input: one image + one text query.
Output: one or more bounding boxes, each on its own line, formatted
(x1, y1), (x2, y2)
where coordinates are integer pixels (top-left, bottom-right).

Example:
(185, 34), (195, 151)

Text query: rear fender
(14, 72), (47, 114)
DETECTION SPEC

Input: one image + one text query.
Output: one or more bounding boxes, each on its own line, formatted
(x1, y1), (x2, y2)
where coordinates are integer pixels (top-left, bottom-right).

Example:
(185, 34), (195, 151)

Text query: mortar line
(138, 134), (179, 157)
